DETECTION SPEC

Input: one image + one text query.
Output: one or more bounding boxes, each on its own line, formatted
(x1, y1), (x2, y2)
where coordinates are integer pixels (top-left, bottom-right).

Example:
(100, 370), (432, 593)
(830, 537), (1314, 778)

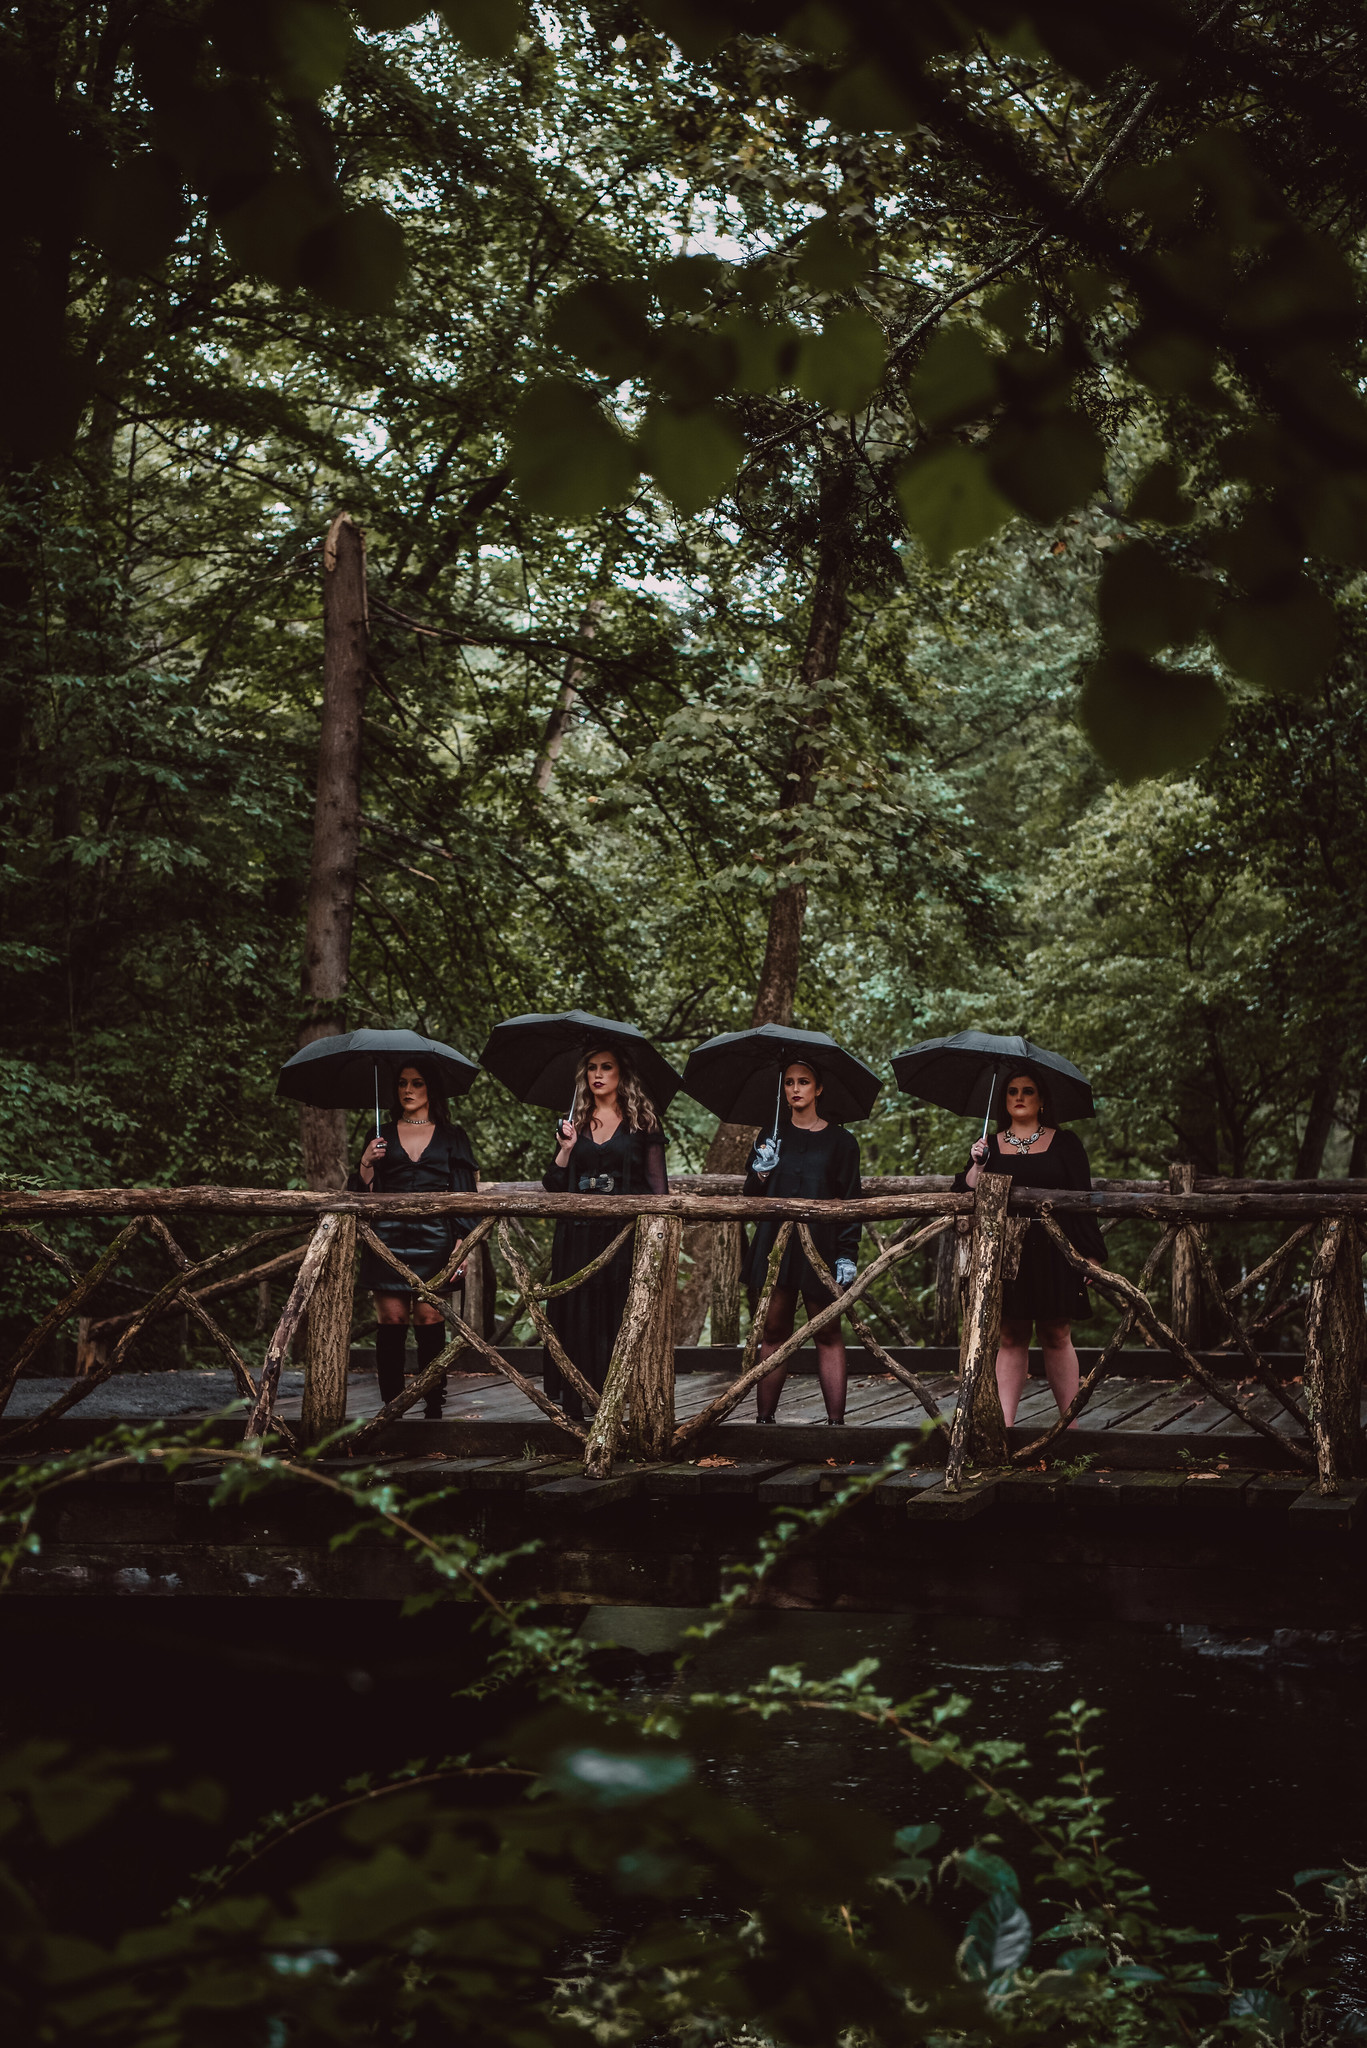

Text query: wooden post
(933, 1223), (958, 1345)
(1168, 1161), (1200, 1348)
(946, 1172), (1010, 1486)
(300, 1213), (356, 1445)
(1305, 1218), (1365, 1495)
(710, 1221), (742, 1344)
(585, 1215), (679, 1477)
(298, 511), (368, 1192)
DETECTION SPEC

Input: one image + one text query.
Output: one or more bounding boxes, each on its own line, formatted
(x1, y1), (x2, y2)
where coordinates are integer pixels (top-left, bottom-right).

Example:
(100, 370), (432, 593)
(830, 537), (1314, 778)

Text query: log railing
(1, 1177), (1364, 1495)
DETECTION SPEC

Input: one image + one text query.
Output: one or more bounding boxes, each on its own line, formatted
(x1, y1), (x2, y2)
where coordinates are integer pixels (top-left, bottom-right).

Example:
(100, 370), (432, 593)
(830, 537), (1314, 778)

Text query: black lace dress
(348, 1123), (477, 1294)
(541, 1122), (668, 1417)
(953, 1129), (1106, 1322)
(740, 1122), (863, 1296)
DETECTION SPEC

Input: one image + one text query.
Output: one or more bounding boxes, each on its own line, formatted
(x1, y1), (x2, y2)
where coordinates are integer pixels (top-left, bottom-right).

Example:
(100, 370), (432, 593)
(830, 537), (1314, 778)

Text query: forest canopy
(2, 0), (1365, 1207)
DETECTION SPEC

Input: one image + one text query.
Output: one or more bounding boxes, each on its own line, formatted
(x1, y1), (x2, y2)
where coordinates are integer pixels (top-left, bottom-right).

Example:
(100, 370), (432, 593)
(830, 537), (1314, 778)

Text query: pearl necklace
(1003, 1127), (1044, 1153)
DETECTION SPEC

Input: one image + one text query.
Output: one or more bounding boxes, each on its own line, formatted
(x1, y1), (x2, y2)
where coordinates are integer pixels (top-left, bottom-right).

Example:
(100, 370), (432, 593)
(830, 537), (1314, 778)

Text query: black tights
(755, 1284), (847, 1425)
(374, 1321), (448, 1416)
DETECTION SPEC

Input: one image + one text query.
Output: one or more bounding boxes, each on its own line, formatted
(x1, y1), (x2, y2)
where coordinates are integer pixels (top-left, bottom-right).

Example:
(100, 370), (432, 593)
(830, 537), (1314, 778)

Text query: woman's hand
(554, 1118), (577, 1166)
(359, 1135), (387, 1187)
(970, 1138), (989, 1166)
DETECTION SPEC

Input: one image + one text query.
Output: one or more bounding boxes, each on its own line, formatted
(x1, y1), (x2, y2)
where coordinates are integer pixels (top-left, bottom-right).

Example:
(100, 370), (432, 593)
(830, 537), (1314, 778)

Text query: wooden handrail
(6, 1185), (1367, 1221)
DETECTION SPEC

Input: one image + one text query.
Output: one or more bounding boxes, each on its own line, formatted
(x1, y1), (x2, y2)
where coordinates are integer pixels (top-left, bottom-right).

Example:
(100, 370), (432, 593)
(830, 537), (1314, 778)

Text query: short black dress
(348, 1122), (477, 1294)
(740, 1121), (863, 1297)
(541, 1121), (668, 1413)
(953, 1129), (1106, 1323)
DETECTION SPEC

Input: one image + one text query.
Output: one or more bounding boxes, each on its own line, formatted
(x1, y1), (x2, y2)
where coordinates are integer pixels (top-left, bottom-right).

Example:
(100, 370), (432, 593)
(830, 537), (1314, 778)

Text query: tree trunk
(933, 1222), (959, 1344)
(300, 1213), (356, 1444)
(675, 536), (849, 1340)
(530, 596), (603, 794)
(1168, 1160), (1200, 1348)
(1296, 1047), (1343, 1180)
(1349, 1087), (1367, 1178)
(299, 512), (368, 1191)
(947, 1172), (1010, 1484)
(586, 1216), (679, 1475)
(1305, 1218), (1365, 1494)
(710, 1221), (742, 1344)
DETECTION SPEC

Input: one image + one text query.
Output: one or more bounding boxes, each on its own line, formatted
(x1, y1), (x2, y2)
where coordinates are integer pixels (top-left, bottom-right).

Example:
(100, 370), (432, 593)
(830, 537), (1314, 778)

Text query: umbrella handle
(979, 1069), (997, 1145)
(375, 1060), (382, 1142)
(770, 1065), (783, 1143)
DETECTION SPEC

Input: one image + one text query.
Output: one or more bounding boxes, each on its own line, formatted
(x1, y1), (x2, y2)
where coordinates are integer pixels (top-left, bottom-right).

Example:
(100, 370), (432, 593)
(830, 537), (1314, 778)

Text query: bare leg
(995, 1316), (1032, 1425)
(755, 1286), (798, 1421)
(804, 1286), (848, 1424)
(374, 1292), (412, 1327)
(1038, 1319), (1080, 1419)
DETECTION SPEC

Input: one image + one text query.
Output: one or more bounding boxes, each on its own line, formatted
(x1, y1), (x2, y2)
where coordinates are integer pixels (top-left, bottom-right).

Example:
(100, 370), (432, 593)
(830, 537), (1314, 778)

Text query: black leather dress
(349, 1122), (477, 1294)
(740, 1121), (863, 1296)
(541, 1122), (668, 1416)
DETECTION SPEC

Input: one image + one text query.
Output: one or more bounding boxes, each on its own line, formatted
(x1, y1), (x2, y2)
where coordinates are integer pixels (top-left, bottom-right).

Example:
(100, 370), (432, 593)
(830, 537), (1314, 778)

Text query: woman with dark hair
(957, 1069), (1106, 1424)
(541, 1044), (668, 1421)
(742, 1058), (862, 1425)
(349, 1061), (477, 1417)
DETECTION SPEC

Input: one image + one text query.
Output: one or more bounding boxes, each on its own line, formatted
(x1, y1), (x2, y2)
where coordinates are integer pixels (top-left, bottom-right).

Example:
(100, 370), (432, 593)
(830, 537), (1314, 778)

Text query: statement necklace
(1003, 1127), (1044, 1153)
(399, 1114), (431, 1126)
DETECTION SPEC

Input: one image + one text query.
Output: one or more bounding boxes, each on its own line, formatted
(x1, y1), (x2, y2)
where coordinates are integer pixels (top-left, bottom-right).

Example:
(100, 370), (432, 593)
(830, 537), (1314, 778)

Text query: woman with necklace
(742, 1059), (863, 1426)
(958, 1069), (1106, 1425)
(541, 1045), (668, 1421)
(350, 1062), (478, 1416)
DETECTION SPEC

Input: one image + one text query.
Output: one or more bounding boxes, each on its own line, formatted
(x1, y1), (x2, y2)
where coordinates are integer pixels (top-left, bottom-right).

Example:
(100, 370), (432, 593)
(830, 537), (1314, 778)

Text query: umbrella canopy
(891, 1031), (1094, 1125)
(277, 1030), (480, 1123)
(479, 1010), (683, 1114)
(682, 1022), (882, 1127)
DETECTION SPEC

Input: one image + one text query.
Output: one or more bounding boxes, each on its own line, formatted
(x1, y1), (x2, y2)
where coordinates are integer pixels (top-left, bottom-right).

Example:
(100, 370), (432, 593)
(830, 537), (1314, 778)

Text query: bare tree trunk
(298, 513), (368, 1191)
(1296, 1047), (1343, 1179)
(1168, 1160), (1200, 1348)
(710, 1222), (742, 1344)
(1305, 1218), (1365, 1494)
(947, 1172), (1010, 1484)
(586, 1216), (680, 1476)
(675, 538), (849, 1340)
(300, 1213), (356, 1444)
(933, 1223), (959, 1344)
(530, 596), (604, 794)
(1349, 1087), (1367, 1178)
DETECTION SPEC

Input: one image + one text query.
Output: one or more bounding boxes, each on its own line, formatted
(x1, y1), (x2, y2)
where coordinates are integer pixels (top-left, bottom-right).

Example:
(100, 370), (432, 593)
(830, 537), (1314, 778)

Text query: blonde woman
(540, 1045), (668, 1420)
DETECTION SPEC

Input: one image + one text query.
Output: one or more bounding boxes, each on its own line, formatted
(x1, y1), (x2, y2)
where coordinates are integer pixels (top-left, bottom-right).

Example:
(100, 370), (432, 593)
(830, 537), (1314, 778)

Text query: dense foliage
(2, 1432), (1364, 2045)
(2, 0), (1365, 1226)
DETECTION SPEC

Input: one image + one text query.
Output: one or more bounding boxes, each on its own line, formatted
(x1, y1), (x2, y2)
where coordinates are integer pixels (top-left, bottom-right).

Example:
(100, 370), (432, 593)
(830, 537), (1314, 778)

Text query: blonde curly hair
(571, 1045), (660, 1134)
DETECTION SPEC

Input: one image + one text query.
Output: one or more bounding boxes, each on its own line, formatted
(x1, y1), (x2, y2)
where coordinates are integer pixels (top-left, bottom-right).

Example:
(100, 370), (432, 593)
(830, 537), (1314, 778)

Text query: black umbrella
(891, 1030), (1094, 1138)
(277, 1028), (480, 1138)
(479, 1010), (683, 1117)
(682, 1022), (882, 1134)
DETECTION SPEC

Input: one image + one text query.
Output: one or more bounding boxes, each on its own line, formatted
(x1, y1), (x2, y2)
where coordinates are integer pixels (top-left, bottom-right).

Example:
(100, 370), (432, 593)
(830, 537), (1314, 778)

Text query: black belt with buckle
(577, 1174), (617, 1193)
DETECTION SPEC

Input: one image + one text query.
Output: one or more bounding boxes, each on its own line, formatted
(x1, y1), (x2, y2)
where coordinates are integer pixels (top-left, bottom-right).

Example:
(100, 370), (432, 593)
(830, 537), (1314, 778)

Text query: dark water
(583, 1605), (1367, 1947)
(4, 1594), (1364, 1998)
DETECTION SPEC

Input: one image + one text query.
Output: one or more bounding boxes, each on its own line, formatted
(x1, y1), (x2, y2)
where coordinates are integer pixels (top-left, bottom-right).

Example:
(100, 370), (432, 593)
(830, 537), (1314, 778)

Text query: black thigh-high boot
(414, 1321), (447, 1418)
(374, 1324), (408, 1406)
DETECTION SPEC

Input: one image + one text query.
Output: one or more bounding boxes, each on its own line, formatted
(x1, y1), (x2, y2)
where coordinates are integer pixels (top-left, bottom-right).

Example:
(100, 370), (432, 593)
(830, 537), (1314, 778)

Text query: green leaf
(352, 0), (431, 26)
(30, 1763), (134, 1847)
(795, 310), (886, 412)
(717, 313), (800, 394)
(987, 412), (1104, 521)
(1059, 1944), (1109, 1971)
(1230, 1987), (1293, 2035)
(547, 1745), (694, 1806)
(511, 381), (638, 517)
(298, 204), (408, 314)
(639, 405), (743, 515)
(1211, 584), (1339, 695)
(907, 327), (999, 428)
(654, 253), (723, 311)
(1098, 542), (1215, 655)
(821, 62), (918, 132)
(955, 1845), (1021, 1897)
(207, 0), (353, 98)
(549, 279), (652, 380)
(795, 217), (867, 292)
(1292, 1867), (1343, 1887)
(158, 1777), (229, 1826)
(438, 0), (527, 59)
(216, 172), (333, 291)
(85, 155), (187, 275)
(1127, 459), (1193, 525)
(1079, 653), (1228, 781)
(898, 443), (1012, 562)
(962, 1888), (1032, 1981)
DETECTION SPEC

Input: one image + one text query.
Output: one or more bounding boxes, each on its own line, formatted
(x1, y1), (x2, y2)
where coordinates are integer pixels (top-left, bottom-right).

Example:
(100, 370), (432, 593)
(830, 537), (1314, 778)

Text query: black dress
(541, 1121), (668, 1415)
(953, 1129), (1106, 1323)
(348, 1123), (477, 1294)
(740, 1122), (863, 1297)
